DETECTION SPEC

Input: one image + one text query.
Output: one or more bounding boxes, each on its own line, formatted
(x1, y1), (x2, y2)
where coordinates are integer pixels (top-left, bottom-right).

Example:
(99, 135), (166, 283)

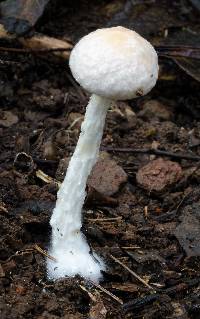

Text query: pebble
(136, 158), (182, 192)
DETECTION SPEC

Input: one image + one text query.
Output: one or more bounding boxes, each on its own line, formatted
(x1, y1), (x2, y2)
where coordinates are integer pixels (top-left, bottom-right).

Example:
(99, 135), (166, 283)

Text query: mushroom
(47, 26), (159, 282)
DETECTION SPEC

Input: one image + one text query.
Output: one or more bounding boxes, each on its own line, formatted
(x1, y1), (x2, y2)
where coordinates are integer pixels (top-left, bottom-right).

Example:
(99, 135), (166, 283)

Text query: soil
(0, 1), (200, 318)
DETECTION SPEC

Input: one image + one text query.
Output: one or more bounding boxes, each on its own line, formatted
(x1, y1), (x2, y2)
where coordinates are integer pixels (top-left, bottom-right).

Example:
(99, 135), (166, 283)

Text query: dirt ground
(0, 1), (200, 318)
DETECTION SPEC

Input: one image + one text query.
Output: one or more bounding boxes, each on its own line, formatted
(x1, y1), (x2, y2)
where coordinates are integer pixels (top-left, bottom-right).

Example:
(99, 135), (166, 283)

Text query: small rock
(56, 156), (127, 196)
(88, 158), (127, 196)
(0, 110), (18, 127)
(138, 100), (173, 121)
(136, 158), (182, 192)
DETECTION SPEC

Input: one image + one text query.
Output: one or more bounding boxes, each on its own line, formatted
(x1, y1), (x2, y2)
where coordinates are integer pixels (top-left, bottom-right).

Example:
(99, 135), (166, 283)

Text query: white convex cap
(69, 26), (159, 100)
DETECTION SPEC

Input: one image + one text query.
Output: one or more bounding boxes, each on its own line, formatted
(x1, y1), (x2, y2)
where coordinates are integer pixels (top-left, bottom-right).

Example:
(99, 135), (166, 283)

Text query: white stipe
(47, 94), (111, 282)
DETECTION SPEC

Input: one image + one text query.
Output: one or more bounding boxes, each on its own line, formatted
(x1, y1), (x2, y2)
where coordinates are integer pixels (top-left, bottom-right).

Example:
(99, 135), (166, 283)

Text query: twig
(121, 246), (141, 250)
(0, 46), (71, 54)
(79, 284), (97, 302)
(87, 217), (122, 222)
(102, 147), (200, 161)
(89, 280), (123, 305)
(36, 169), (61, 187)
(34, 244), (57, 262)
(64, 146), (200, 161)
(1, 248), (35, 263)
(156, 45), (200, 59)
(123, 277), (200, 312)
(110, 254), (154, 291)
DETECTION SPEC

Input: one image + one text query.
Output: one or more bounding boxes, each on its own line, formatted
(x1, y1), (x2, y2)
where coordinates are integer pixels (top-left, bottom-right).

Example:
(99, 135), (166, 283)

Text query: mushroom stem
(47, 94), (111, 281)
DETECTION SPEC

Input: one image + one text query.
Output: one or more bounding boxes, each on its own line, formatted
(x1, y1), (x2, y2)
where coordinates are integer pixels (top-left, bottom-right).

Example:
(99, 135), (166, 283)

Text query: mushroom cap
(69, 26), (159, 100)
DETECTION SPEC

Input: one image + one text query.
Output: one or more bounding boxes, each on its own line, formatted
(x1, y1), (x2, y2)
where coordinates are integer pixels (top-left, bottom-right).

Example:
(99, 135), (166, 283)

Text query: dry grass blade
(34, 244), (57, 262)
(89, 280), (123, 305)
(110, 254), (155, 291)
(36, 169), (61, 187)
(87, 217), (122, 222)
(121, 246), (141, 250)
(79, 284), (97, 302)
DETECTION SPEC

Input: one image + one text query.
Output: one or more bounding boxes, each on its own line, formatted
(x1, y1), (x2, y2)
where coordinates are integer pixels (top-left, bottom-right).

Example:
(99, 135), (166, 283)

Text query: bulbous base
(47, 242), (105, 282)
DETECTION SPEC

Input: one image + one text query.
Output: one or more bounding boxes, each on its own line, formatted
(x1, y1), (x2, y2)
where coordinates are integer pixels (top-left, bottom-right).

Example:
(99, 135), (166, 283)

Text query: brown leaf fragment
(0, 0), (49, 35)
(20, 34), (72, 59)
(136, 158), (182, 193)
(88, 158), (127, 196)
(174, 203), (200, 257)
(89, 293), (107, 319)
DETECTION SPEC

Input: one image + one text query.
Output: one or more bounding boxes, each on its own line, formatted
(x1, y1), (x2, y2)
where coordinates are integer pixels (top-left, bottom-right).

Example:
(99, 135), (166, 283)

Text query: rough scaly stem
(47, 94), (111, 281)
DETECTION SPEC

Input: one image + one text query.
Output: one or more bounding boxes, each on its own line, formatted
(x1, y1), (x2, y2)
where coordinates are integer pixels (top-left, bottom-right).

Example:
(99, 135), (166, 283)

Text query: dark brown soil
(1, 1), (200, 318)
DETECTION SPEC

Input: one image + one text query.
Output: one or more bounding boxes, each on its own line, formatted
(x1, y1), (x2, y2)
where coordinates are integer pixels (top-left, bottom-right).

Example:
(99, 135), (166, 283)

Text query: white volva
(47, 26), (159, 282)
(47, 95), (110, 281)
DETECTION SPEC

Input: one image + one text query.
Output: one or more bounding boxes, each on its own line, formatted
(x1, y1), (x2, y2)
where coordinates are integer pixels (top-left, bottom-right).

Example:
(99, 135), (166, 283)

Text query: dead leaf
(173, 57), (200, 82)
(0, 0), (49, 35)
(174, 203), (200, 257)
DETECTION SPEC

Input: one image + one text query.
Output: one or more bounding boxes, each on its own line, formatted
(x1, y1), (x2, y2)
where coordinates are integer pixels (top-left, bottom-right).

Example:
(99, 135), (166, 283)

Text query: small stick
(36, 169), (61, 187)
(34, 244), (57, 262)
(0, 46), (71, 54)
(110, 254), (154, 291)
(123, 277), (200, 312)
(1, 248), (35, 263)
(79, 284), (97, 302)
(89, 280), (123, 305)
(103, 147), (200, 161)
(87, 217), (122, 222)
(121, 246), (141, 250)
(64, 146), (200, 162)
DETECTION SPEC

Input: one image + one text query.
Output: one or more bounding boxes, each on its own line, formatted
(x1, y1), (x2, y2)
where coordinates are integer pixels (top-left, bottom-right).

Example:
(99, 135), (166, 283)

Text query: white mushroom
(47, 26), (159, 282)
